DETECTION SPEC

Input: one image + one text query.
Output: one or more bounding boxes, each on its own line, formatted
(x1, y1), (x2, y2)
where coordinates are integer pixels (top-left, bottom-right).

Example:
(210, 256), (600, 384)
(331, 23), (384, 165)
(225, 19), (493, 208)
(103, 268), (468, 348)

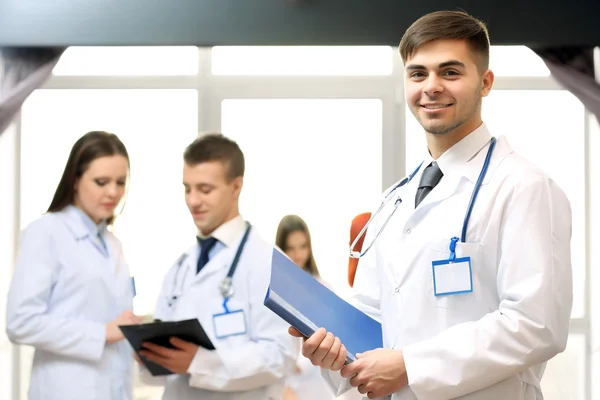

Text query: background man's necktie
(415, 161), (444, 208)
(196, 237), (218, 274)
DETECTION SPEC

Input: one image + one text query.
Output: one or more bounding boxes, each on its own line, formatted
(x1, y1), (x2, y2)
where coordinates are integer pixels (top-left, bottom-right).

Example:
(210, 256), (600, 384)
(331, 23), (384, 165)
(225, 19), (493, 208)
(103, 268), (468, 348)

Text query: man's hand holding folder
(137, 337), (199, 374)
(288, 327), (347, 371)
(290, 326), (408, 399)
(120, 318), (214, 376)
(265, 247), (402, 398)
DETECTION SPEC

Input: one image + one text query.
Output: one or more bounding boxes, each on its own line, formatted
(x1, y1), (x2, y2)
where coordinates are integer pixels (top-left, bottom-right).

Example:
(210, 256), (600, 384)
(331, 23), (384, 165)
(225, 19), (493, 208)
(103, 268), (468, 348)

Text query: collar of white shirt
(197, 215), (247, 248)
(422, 122), (494, 178)
(63, 204), (108, 240)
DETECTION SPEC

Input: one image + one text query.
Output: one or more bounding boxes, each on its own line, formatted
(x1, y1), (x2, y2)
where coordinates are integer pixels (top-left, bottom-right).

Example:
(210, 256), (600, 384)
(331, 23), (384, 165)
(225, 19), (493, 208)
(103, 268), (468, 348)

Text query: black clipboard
(119, 318), (215, 376)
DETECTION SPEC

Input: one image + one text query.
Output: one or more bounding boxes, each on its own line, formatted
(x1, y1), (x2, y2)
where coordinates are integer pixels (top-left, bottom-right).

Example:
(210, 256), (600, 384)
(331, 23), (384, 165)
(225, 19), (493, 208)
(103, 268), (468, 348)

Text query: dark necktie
(415, 161), (444, 208)
(196, 237), (218, 274)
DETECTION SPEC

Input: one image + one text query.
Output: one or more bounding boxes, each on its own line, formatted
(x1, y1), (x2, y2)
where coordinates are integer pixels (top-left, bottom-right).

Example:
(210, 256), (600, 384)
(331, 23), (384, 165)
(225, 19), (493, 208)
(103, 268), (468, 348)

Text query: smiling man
(290, 10), (573, 400)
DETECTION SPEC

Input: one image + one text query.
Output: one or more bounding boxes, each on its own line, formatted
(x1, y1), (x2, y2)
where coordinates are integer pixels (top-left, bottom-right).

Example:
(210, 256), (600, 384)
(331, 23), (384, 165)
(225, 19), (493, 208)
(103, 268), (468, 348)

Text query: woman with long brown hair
(6, 131), (143, 400)
(275, 215), (335, 400)
(275, 214), (321, 278)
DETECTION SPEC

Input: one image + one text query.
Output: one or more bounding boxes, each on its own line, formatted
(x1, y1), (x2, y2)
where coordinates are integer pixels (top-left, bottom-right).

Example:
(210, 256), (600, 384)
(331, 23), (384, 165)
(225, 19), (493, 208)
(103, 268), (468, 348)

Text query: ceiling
(0, 0), (597, 48)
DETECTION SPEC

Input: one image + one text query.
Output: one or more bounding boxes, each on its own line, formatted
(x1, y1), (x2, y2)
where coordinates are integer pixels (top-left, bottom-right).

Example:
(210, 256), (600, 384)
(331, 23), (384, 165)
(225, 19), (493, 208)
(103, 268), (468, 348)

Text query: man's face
(404, 39), (494, 137)
(183, 160), (242, 236)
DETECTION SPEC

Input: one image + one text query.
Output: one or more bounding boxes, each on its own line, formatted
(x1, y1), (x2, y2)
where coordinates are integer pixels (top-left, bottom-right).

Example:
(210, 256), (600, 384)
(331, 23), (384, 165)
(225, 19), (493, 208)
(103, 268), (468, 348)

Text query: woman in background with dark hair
(275, 215), (335, 400)
(6, 131), (143, 400)
(275, 214), (321, 279)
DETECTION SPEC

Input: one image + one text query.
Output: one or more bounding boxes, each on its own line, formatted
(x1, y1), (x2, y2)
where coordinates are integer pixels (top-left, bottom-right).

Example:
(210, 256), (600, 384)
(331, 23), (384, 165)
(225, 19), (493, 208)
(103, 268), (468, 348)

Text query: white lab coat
(287, 346), (365, 400)
(284, 278), (337, 400)
(6, 205), (135, 400)
(286, 341), (336, 400)
(324, 124), (573, 400)
(284, 278), (363, 400)
(140, 220), (298, 400)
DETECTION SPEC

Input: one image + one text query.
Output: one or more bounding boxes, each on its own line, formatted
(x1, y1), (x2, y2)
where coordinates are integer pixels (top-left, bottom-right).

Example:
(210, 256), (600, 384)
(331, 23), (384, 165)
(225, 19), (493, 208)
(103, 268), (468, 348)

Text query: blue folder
(264, 248), (383, 363)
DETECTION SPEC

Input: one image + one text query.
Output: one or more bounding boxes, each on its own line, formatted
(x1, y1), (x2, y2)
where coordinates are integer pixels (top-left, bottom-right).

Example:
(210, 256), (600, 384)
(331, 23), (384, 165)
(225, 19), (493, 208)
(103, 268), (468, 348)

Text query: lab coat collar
(413, 123), (497, 209)
(197, 214), (246, 248)
(190, 215), (250, 286)
(60, 204), (108, 240)
(424, 123), (493, 180)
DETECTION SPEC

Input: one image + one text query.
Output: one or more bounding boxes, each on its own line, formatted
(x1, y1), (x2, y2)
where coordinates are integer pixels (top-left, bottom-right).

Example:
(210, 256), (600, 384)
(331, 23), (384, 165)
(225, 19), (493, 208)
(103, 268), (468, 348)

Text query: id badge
(432, 257), (473, 296)
(212, 309), (247, 339)
(432, 236), (473, 297)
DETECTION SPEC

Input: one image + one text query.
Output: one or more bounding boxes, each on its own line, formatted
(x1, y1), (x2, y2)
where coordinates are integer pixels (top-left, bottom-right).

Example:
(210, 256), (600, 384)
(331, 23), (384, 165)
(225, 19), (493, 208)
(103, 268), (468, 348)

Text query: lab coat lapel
(415, 172), (463, 210)
(189, 246), (234, 286)
(409, 136), (515, 232)
(86, 235), (123, 304)
(58, 208), (121, 303)
(104, 234), (131, 303)
(413, 135), (503, 210)
(463, 135), (514, 185)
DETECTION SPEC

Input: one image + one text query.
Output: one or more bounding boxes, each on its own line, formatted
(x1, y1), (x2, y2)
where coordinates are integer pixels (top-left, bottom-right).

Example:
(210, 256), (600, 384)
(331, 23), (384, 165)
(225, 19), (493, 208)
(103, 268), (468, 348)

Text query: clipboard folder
(119, 318), (214, 376)
(263, 248), (382, 363)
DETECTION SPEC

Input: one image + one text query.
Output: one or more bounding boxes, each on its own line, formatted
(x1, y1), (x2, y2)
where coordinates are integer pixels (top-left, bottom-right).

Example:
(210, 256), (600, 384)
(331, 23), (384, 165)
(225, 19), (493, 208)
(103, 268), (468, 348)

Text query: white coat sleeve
(320, 221), (383, 397)
(403, 177), (573, 400)
(5, 219), (106, 362)
(187, 254), (298, 392)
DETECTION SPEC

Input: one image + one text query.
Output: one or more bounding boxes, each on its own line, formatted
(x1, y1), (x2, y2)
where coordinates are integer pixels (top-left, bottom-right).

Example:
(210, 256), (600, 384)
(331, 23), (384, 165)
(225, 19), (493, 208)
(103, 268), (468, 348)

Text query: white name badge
(212, 309), (247, 339)
(432, 257), (473, 296)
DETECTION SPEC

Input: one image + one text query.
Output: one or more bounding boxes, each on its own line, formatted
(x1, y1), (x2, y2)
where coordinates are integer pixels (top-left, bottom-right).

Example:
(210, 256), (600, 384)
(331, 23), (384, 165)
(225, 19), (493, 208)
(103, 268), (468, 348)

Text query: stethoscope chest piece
(219, 276), (235, 298)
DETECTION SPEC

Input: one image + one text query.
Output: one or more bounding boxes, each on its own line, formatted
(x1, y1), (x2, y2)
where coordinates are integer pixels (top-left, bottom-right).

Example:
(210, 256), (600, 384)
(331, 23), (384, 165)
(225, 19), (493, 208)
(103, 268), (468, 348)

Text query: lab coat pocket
(430, 241), (485, 316)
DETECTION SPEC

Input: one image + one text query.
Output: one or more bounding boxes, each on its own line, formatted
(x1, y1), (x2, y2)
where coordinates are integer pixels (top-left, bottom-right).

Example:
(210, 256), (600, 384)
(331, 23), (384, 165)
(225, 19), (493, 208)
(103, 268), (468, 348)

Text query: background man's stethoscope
(168, 222), (252, 309)
(350, 137), (497, 258)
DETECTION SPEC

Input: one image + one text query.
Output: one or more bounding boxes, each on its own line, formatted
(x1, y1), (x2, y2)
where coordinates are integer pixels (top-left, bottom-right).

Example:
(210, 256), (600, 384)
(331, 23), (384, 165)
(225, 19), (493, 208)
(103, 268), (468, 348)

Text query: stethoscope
(350, 137), (497, 258)
(168, 222), (252, 308)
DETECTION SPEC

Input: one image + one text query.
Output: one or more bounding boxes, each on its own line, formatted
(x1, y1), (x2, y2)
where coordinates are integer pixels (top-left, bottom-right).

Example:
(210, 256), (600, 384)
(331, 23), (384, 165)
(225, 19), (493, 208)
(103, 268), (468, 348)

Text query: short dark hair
(183, 133), (245, 181)
(399, 10), (490, 72)
(48, 131), (130, 225)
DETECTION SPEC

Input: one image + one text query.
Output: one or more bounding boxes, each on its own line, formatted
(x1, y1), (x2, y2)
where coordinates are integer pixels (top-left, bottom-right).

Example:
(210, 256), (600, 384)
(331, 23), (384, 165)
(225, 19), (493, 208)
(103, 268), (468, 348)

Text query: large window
(53, 46), (200, 76)
(221, 99), (383, 299)
(488, 46), (550, 77)
(211, 46), (393, 76)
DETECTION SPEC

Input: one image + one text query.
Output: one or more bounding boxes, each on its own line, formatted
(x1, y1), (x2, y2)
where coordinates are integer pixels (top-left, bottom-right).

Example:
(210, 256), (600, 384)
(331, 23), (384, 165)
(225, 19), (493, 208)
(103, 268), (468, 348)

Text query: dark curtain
(531, 46), (600, 123)
(0, 47), (66, 136)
